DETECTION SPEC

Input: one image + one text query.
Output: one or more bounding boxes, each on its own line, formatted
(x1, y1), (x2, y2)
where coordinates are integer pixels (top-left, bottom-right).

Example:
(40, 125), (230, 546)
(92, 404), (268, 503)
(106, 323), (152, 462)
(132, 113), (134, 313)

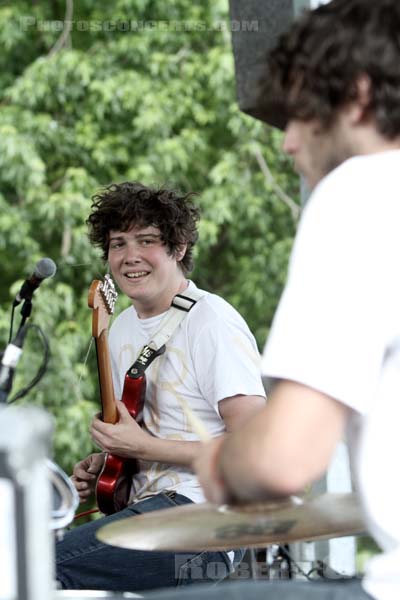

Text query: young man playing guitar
(56, 182), (266, 592)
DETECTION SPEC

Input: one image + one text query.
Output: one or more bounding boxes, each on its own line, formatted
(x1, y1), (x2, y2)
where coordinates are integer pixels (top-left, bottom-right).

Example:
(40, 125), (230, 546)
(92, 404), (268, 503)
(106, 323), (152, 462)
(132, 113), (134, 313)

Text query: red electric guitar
(88, 276), (146, 515)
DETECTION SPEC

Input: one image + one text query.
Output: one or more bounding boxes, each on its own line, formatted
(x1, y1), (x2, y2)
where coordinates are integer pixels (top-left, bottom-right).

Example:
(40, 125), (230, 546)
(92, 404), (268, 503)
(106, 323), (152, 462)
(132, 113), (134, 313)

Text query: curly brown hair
(87, 182), (200, 274)
(265, 0), (400, 136)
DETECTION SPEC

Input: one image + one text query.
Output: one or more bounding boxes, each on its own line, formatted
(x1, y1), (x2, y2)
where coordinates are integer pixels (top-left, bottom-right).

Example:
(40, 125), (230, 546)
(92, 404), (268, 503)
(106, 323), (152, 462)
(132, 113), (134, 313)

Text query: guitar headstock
(88, 275), (118, 338)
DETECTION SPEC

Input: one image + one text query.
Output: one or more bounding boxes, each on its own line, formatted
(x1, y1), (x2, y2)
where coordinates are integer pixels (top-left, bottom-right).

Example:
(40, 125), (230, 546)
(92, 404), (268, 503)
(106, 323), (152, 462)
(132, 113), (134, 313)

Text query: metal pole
(0, 405), (54, 600)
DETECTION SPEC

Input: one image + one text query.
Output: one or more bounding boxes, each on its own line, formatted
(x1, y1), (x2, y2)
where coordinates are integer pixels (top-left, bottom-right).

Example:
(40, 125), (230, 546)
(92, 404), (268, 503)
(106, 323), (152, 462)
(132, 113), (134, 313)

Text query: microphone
(14, 258), (57, 306)
(0, 326), (27, 403)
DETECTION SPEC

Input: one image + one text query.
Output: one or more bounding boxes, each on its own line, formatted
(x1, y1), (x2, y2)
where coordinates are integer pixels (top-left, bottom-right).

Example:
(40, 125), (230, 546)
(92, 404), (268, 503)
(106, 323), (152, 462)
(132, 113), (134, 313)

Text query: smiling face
(107, 225), (188, 318)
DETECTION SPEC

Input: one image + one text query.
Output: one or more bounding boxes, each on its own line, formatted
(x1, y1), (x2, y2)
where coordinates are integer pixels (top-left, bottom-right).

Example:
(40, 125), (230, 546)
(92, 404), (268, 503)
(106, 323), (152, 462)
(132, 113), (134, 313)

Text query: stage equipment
(14, 257), (57, 307)
(47, 459), (79, 534)
(0, 325), (28, 404)
(96, 492), (365, 552)
(54, 592), (143, 599)
(0, 405), (54, 600)
(228, 0), (309, 129)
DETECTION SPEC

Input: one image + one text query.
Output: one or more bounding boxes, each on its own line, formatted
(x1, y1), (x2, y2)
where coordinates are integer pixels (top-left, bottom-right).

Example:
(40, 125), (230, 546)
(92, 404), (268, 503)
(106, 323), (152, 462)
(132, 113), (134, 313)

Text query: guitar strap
(126, 287), (206, 379)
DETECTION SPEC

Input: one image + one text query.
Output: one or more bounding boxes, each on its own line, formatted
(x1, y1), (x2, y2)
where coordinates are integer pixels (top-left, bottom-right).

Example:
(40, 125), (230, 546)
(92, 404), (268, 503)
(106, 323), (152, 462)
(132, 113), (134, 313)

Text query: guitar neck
(95, 330), (118, 424)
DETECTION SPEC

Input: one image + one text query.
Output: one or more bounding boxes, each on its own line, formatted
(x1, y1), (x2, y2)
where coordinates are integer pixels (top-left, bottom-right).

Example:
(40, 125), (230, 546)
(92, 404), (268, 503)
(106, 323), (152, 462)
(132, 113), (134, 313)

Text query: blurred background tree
(0, 0), (299, 474)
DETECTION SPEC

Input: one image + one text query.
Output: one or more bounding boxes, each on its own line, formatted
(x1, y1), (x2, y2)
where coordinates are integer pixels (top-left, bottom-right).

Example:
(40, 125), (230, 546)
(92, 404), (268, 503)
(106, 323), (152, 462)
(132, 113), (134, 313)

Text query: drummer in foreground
(148, 2), (400, 600)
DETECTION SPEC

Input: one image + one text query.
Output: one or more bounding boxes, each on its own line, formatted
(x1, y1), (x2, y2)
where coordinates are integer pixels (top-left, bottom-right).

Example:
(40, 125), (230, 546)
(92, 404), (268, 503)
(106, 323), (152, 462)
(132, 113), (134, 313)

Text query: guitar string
(74, 336), (94, 406)
(82, 336), (94, 371)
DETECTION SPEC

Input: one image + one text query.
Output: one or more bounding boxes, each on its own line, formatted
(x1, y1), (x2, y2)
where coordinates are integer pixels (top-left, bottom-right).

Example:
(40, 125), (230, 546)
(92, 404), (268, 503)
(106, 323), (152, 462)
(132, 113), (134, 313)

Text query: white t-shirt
(109, 280), (265, 504)
(262, 151), (400, 600)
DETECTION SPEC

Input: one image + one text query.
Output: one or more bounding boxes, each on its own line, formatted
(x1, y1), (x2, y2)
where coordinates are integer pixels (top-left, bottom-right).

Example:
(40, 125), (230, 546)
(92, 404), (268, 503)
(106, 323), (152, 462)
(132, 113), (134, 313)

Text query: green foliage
(357, 536), (381, 574)
(0, 0), (299, 474)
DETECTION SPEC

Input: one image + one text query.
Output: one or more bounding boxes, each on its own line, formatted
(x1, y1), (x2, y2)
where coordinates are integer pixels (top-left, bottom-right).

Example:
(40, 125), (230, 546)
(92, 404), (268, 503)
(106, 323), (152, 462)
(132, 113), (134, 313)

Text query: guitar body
(95, 454), (137, 515)
(89, 277), (146, 515)
(95, 373), (146, 515)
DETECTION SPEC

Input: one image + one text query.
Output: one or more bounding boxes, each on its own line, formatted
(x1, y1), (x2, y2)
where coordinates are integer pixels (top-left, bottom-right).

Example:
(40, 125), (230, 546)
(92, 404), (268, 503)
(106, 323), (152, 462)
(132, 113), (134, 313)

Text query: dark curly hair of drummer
(87, 182), (200, 274)
(265, 0), (400, 136)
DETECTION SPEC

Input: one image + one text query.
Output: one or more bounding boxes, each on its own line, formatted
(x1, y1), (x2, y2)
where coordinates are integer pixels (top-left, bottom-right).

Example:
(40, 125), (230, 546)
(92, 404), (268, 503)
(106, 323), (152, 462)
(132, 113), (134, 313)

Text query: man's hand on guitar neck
(70, 453), (105, 503)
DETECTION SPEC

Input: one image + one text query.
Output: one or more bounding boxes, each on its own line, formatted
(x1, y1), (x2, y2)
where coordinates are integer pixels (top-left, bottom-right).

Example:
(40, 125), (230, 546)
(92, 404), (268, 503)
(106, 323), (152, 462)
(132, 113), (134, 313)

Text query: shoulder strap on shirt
(150, 287), (206, 351)
(127, 287), (206, 377)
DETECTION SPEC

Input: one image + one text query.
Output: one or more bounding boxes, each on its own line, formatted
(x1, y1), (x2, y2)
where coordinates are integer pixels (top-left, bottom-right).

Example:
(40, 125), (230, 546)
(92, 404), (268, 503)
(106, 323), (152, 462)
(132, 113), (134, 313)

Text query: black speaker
(229, 0), (310, 129)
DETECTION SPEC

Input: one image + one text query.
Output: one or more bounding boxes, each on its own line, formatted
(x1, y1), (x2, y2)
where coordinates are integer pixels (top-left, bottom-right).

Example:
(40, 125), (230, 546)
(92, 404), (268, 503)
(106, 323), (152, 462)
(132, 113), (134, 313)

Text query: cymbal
(96, 492), (365, 552)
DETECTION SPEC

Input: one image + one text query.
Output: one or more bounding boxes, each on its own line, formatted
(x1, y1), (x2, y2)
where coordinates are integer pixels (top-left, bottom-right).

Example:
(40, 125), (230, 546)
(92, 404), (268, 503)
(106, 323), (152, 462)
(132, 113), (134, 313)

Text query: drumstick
(176, 395), (211, 442)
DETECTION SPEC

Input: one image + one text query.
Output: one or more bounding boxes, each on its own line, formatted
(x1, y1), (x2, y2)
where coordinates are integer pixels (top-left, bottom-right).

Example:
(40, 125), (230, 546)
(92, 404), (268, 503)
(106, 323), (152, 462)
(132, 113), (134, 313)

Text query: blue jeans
(56, 492), (236, 592)
(141, 578), (374, 600)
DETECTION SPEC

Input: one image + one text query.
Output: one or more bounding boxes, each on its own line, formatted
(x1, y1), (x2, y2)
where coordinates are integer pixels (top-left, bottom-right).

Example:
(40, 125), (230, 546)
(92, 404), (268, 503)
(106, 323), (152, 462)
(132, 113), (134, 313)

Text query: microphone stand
(0, 268), (57, 600)
(0, 324), (28, 404)
(0, 298), (32, 404)
(19, 298), (33, 329)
